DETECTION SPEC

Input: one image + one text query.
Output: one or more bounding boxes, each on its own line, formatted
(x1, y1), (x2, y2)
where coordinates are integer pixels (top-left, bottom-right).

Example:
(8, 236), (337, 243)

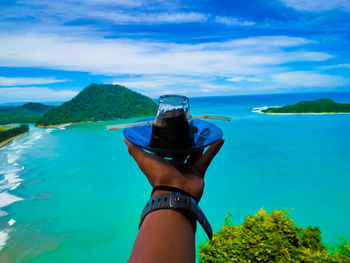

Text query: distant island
(0, 103), (54, 124)
(260, 99), (350, 114)
(37, 84), (158, 126)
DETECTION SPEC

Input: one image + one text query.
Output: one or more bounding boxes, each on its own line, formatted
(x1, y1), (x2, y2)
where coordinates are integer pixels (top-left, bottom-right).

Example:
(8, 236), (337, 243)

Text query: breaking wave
(0, 125), (60, 251)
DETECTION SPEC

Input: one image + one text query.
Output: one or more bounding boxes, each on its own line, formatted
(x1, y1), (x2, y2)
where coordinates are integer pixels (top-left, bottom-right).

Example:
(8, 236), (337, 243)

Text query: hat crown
(157, 95), (191, 120)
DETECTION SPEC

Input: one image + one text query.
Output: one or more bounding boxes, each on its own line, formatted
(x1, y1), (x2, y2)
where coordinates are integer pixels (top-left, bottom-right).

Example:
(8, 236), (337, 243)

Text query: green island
(0, 124), (29, 148)
(262, 99), (350, 114)
(199, 209), (350, 262)
(37, 83), (158, 126)
(0, 102), (53, 124)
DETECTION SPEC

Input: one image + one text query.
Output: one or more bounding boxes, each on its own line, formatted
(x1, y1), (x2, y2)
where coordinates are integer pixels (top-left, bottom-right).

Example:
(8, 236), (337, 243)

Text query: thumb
(124, 137), (171, 184)
(124, 137), (154, 170)
(124, 137), (148, 161)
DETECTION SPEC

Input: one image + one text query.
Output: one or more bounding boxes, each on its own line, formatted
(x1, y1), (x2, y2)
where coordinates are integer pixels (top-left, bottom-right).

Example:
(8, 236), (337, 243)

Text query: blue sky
(0, 0), (349, 102)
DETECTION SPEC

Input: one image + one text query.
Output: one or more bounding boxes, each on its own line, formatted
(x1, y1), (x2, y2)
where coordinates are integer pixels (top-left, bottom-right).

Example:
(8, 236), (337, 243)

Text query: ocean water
(0, 92), (349, 262)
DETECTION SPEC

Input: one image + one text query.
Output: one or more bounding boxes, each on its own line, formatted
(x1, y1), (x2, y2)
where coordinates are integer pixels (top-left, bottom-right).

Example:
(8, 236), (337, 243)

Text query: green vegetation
(199, 209), (350, 262)
(0, 125), (15, 131)
(0, 124), (29, 144)
(37, 84), (158, 126)
(262, 99), (350, 114)
(0, 103), (54, 124)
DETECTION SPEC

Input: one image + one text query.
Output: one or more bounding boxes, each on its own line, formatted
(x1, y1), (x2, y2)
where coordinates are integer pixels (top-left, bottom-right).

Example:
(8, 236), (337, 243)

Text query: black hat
(123, 95), (223, 157)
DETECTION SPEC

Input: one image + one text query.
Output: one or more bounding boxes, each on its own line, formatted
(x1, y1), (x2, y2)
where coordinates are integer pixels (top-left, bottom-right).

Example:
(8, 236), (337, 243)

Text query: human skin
(125, 138), (224, 263)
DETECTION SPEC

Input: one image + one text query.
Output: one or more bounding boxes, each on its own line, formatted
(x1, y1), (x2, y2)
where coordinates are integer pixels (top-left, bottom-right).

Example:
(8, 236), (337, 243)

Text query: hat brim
(123, 118), (223, 156)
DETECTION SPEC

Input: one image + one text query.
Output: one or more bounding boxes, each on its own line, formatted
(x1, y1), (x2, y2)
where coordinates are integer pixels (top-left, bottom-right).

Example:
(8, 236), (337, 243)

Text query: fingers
(187, 149), (204, 166)
(124, 137), (174, 185)
(124, 137), (151, 163)
(172, 155), (188, 164)
(124, 137), (158, 174)
(194, 139), (224, 177)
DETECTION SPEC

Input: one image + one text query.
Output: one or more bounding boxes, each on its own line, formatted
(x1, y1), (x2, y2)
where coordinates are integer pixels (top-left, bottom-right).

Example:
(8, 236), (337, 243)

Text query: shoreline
(254, 110), (350, 115)
(35, 117), (147, 128)
(0, 132), (27, 149)
(36, 123), (73, 128)
(36, 120), (106, 128)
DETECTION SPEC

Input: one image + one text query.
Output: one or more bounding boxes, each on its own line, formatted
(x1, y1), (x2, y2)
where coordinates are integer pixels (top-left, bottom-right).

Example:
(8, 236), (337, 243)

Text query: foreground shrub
(199, 209), (350, 262)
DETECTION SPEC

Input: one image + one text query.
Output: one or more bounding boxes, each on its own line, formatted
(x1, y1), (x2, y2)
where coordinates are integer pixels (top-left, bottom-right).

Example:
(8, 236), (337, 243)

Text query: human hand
(124, 138), (224, 202)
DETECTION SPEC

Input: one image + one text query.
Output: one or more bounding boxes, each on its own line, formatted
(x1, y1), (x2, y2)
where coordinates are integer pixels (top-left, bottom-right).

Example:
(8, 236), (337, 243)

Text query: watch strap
(139, 192), (213, 239)
(151, 185), (196, 201)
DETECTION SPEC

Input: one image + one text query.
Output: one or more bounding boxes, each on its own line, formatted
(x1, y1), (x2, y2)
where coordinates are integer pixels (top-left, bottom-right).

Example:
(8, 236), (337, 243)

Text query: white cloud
(197, 36), (312, 50)
(88, 11), (208, 24)
(18, 0), (159, 9)
(112, 75), (245, 97)
(0, 76), (69, 86)
(215, 16), (256, 26)
(113, 75), (211, 97)
(0, 87), (78, 103)
(271, 71), (346, 87)
(280, 0), (350, 12)
(227, 76), (261, 82)
(82, 0), (146, 8)
(12, 1), (207, 25)
(0, 34), (332, 77)
(149, 12), (207, 23)
(0, 33), (342, 97)
(319, 64), (350, 69)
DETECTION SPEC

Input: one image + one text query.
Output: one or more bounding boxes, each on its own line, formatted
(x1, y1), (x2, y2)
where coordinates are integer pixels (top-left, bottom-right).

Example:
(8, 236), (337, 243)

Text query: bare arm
(125, 138), (224, 263)
(129, 209), (195, 263)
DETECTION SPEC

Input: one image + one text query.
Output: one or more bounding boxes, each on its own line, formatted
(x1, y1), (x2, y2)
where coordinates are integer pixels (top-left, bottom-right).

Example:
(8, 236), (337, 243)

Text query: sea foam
(0, 173), (23, 191)
(8, 219), (16, 226)
(7, 153), (19, 164)
(0, 192), (23, 209)
(0, 230), (9, 251)
(0, 210), (8, 217)
(0, 166), (24, 176)
(0, 126), (50, 253)
(45, 128), (55, 133)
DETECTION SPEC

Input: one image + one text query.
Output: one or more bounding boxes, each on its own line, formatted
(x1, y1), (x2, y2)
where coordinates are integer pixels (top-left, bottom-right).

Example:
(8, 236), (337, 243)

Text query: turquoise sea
(0, 92), (350, 262)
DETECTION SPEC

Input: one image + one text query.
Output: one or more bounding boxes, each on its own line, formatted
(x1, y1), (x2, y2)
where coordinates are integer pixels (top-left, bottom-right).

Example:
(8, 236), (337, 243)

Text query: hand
(124, 138), (224, 202)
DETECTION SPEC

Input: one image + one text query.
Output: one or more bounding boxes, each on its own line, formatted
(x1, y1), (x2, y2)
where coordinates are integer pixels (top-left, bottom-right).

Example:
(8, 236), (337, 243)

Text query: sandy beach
(252, 107), (350, 115)
(256, 111), (350, 115)
(0, 132), (27, 149)
(36, 123), (73, 128)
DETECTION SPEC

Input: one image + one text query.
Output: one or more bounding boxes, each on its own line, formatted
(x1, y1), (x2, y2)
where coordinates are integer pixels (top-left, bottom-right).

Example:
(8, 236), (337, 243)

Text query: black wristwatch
(139, 192), (213, 239)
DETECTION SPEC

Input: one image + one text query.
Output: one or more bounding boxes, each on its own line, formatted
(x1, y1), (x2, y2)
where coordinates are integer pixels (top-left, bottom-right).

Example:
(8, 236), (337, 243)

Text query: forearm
(128, 209), (196, 263)
(125, 138), (223, 262)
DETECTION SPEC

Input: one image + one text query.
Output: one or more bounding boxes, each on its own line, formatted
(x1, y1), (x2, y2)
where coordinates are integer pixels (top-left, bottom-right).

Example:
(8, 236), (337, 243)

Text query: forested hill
(0, 103), (54, 124)
(37, 84), (158, 126)
(262, 99), (350, 113)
